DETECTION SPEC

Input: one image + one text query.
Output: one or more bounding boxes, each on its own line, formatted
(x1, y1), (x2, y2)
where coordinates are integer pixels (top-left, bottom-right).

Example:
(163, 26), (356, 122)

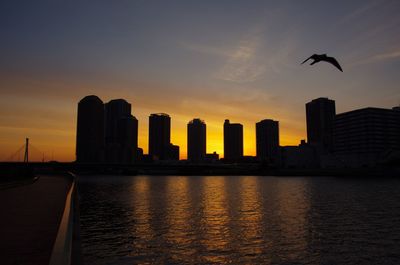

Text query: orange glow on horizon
(0, 77), (306, 161)
(0, 111), (304, 162)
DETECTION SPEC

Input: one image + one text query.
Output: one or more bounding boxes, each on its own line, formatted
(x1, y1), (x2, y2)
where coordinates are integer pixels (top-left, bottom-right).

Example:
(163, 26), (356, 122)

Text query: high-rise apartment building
(105, 99), (131, 144)
(306, 97), (336, 152)
(76, 95), (105, 163)
(256, 119), (279, 162)
(105, 99), (137, 163)
(149, 113), (179, 160)
(333, 107), (400, 167)
(187, 119), (206, 162)
(118, 115), (138, 163)
(223, 119), (243, 161)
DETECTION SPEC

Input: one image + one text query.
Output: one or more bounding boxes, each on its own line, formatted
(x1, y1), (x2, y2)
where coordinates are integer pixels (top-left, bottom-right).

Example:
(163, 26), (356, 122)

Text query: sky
(1, 0), (400, 161)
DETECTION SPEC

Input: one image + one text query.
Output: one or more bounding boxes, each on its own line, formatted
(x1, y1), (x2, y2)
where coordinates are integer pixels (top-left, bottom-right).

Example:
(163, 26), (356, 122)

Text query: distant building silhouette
(149, 113), (170, 160)
(118, 115), (138, 163)
(76, 95), (105, 163)
(205, 152), (219, 162)
(187, 119), (206, 162)
(136, 147), (144, 161)
(224, 119), (243, 161)
(333, 107), (400, 167)
(149, 113), (180, 160)
(281, 140), (318, 168)
(168, 144), (180, 161)
(104, 99), (138, 163)
(105, 99), (131, 143)
(256, 119), (280, 163)
(75, 94), (400, 168)
(306, 97), (336, 153)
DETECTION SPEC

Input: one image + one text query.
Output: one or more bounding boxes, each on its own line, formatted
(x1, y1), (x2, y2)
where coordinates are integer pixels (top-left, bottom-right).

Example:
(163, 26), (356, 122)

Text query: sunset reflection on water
(79, 176), (400, 265)
(200, 177), (231, 263)
(237, 176), (264, 258)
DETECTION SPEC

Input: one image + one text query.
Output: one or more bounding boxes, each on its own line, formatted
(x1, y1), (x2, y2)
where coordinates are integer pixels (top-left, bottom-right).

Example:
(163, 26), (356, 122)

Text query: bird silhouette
(301, 54), (343, 72)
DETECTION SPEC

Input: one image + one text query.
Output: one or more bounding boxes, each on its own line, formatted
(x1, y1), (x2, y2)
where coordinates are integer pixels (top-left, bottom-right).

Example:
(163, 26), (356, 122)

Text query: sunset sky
(1, 0), (400, 161)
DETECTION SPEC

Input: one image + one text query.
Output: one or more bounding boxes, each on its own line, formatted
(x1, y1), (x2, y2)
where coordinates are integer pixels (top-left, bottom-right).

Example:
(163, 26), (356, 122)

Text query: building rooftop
(150, 113), (170, 117)
(336, 107), (400, 117)
(79, 95), (103, 104)
(188, 118), (205, 124)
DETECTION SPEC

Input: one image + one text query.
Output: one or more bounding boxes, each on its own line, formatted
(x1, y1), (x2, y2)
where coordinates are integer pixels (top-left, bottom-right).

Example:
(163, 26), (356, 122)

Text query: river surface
(78, 175), (400, 264)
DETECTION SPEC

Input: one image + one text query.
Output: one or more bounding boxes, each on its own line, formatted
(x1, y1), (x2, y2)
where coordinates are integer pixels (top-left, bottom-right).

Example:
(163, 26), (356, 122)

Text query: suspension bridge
(0, 138), (81, 265)
(3, 138), (54, 163)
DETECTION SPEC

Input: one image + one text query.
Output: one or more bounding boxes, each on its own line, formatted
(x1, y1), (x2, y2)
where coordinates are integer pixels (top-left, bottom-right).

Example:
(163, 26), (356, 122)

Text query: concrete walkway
(0, 175), (71, 265)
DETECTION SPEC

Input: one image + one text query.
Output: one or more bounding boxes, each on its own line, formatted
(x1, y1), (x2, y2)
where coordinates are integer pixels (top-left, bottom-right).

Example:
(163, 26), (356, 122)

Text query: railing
(49, 173), (77, 265)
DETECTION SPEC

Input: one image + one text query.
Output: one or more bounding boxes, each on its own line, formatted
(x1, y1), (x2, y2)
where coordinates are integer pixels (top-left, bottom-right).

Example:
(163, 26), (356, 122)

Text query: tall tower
(118, 115), (138, 163)
(105, 99), (131, 144)
(24, 138), (29, 163)
(149, 113), (171, 160)
(333, 107), (400, 167)
(306, 97), (336, 152)
(223, 119), (243, 161)
(187, 119), (206, 162)
(105, 99), (131, 163)
(105, 99), (137, 163)
(76, 95), (105, 163)
(256, 119), (279, 162)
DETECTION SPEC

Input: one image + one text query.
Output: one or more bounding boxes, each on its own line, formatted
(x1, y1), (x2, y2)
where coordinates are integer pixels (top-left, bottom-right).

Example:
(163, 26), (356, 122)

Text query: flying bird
(301, 54), (343, 72)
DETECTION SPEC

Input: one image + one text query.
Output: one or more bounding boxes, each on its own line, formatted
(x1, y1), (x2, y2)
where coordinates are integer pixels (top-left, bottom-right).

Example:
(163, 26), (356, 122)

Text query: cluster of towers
(75, 95), (281, 164)
(76, 95), (400, 167)
(292, 97), (400, 168)
(76, 96), (138, 163)
(76, 96), (181, 163)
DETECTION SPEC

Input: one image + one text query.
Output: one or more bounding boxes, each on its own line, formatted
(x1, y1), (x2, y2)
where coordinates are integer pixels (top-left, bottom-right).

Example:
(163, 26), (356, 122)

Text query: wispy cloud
(351, 49), (400, 66)
(338, 0), (383, 25)
(373, 50), (400, 60)
(180, 33), (267, 83)
(179, 6), (299, 84)
(216, 34), (298, 83)
(334, 0), (400, 56)
(179, 42), (233, 57)
(216, 36), (266, 83)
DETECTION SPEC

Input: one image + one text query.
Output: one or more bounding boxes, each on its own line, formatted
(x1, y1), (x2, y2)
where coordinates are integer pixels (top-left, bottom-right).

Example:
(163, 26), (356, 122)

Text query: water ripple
(78, 176), (400, 265)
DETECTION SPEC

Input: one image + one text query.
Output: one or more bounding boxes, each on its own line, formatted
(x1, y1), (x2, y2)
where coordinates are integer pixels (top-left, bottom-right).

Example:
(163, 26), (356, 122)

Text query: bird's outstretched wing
(325, 56), (343, 72)
(301, 55), (314, 64)
(301, 56), (312, 64)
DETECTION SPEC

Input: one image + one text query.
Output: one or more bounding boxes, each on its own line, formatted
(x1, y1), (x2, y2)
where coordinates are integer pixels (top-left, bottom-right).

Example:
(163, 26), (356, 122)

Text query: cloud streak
(351, 49), (400, 66)
(216, 37), (266, 83)
(337, 0), (383, 26)
(179, 42), (233, 57)
(180, 34), (266, 83)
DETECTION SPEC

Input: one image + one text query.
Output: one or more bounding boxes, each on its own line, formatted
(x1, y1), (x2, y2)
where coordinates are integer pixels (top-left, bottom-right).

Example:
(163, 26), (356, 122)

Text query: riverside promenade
(0, 175), (74, 265)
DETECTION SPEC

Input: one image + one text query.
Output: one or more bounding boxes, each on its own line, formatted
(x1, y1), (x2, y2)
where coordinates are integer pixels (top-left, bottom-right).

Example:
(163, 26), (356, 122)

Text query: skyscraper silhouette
(333, 107), (400, 167)
(149, 113), (172, 160)
(168, 144), (180, 161)
(105, 99), (131, 143)
(76, 95), (105, 163)
(223, 119), (243, 161)
(118, 115), (139, 163)
(306, 97), (336, 152)
(105, 99), (137, 163)
(256, 119), (279, 163)
(187, 119), (206, 162)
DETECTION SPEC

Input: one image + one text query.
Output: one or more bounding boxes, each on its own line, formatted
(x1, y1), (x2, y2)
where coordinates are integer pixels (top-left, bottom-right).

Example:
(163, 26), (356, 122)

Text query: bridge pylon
(24, 138), (29, 163)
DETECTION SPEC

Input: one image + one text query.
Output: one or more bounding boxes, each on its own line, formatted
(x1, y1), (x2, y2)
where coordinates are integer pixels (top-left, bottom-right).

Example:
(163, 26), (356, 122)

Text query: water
(78, 176), (400, 264)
